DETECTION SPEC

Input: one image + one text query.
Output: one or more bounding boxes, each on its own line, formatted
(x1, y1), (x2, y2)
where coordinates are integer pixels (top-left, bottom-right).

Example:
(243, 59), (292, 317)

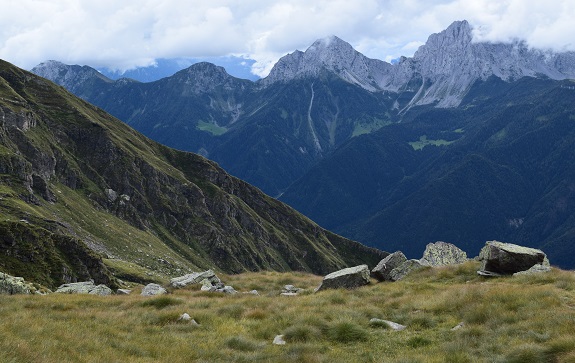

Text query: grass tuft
(140, 296), (182, 309)
(326, 321), (369, 343)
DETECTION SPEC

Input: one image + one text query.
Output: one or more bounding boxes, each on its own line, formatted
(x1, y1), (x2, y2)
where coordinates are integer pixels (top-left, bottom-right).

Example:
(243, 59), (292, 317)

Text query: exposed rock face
(262, 21), (575, 109)
(55, 281), (112, 296)
(477, 241), (547, 276)
(315, 265), (370, 292)
(419, 241), (467, 267)
(0, 272), (36, 295)
(371, 251), (407, 281)
(141, 283), (167, 296)
(389, 259), (425, 281)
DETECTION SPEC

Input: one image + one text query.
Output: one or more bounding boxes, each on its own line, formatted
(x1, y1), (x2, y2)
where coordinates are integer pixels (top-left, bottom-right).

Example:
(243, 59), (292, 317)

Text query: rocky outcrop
(389, 260), (425, 281)
(477, 241), (547, 276)
(371, 251), (407, 281)
(170, 270), (221, 288)
(315, 265), (370, 292)
(141, 283), (167, 296)
(419, 241), (467, 267)
(0, 272), (37, 295)
(55, 281), (112, 296)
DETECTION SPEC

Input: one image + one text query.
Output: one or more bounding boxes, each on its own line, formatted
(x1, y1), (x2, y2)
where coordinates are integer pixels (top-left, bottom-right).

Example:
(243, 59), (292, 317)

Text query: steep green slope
(0, 60), (386, 288)
(282, 77), (575, 268)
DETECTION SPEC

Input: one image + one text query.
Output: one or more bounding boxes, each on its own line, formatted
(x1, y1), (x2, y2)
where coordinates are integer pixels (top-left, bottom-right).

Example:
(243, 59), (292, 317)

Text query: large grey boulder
(419, 241), (467, 266)
(141, 283), (168, 296)
(371, 251), (407, 281)
(0, 272), (35, 295)
(477, 241), (548, 276)
(315, 265), (370, 292)
(56, 281), (112, 296)
(170, 270), (221, 288)
(389, 259), (425, 281)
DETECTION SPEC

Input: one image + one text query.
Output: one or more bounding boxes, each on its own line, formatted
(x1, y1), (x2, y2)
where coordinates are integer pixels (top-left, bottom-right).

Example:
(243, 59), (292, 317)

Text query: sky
(1, 0), (575, 77)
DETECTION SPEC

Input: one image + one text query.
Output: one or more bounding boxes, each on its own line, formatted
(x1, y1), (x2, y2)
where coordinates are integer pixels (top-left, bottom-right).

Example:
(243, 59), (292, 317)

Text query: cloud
(1, 0), (574, 77)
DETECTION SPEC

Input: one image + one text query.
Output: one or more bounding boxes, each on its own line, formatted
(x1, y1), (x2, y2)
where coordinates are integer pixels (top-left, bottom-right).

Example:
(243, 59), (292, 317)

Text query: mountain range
(0, 60), (385, 289)
(30, 20), (575, 269)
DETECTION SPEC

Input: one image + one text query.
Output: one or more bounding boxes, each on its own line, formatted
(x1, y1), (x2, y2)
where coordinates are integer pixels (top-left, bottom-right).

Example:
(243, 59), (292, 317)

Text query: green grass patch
(409, 135), (455, 150)
(196, 120), (228, 135)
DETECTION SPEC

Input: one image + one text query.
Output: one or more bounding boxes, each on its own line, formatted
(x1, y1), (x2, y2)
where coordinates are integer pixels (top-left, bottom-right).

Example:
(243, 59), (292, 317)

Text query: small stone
(451, 322), (465, 331)
(178, 313), (191, 321)
(116, 289), (132, 295)
(273, 335), (286, 345)
(141, 283), (167, 296)
(369, 318), (406, 331)
(280, 292), (298, 297)
(221, 286), (237, 294)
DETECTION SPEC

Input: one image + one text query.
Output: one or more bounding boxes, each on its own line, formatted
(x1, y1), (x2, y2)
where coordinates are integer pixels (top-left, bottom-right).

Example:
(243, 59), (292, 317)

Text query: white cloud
(1, 0), (574, 77)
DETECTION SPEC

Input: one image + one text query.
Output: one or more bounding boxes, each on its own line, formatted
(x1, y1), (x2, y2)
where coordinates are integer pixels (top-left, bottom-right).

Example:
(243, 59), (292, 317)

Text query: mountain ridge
(0, 59), (386, 288)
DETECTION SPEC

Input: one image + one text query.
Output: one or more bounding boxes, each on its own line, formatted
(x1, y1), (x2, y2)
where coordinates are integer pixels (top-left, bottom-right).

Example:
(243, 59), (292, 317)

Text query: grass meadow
(1, 261), (574, 363)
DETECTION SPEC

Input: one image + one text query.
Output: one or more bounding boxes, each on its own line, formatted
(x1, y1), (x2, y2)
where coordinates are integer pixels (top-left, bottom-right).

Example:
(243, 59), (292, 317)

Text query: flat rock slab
(478, 241), (547, 276)
(315, 265), (370, 292)
(170, 270), (220, 288)
(56, 281), (112, 296)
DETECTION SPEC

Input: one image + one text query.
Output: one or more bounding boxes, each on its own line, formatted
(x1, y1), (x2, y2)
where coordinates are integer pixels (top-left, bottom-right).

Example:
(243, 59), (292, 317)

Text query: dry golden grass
(1, 261), (574, 362)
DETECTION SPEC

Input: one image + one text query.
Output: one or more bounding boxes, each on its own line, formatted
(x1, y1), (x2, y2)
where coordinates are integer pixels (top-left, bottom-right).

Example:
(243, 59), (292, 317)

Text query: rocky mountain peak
(171, 61), (249, 94)
(261, 35), (390, 90)
(31, 60), (112, 94)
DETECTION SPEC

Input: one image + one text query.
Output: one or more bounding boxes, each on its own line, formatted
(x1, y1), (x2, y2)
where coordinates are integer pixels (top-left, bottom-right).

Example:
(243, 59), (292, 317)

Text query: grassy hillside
(1, 262), (574, 362)
(0, 59), (386, 289)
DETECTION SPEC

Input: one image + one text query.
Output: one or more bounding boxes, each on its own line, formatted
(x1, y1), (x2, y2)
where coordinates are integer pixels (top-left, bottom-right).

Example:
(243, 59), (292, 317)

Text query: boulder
(477, 241), (547, 276)
(141, 283), (167, 296)
(0, 272), (35, 295)
(55, 281), (112, 296)
(371, 251), (407, 281)
(419, 241), (467, 266)
(315, 265), (370, 292)
(389, 259), (425, 281)
(513, 264), (552, 276)
(170, 270), (221, 288)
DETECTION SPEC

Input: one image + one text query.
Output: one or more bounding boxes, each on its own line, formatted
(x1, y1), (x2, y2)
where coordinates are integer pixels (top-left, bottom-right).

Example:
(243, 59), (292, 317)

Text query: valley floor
(1, 262), (575, 363)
